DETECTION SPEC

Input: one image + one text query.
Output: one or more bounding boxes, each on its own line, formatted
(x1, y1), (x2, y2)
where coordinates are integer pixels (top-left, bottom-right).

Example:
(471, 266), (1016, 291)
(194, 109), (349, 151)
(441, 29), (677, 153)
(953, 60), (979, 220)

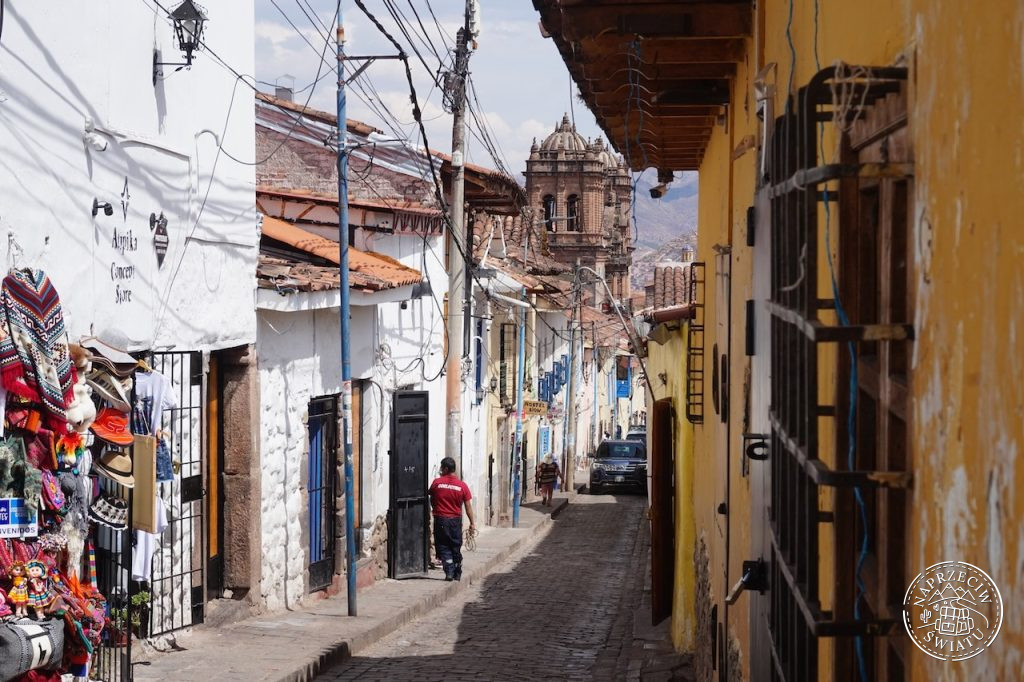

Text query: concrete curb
(278, 497), (569, 682)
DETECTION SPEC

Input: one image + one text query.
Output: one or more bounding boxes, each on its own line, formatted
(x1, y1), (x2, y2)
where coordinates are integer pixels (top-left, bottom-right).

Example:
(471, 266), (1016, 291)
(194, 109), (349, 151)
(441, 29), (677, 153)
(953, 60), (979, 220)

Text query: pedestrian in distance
(536, 454), (563, 506)
(429, 456), (476, 581)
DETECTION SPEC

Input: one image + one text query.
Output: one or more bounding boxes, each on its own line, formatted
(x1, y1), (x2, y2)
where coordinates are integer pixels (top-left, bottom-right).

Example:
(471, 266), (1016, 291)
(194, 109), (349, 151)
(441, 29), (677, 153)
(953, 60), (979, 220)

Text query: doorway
(307, 395), (338, 593)
(388, 391), (430, 578)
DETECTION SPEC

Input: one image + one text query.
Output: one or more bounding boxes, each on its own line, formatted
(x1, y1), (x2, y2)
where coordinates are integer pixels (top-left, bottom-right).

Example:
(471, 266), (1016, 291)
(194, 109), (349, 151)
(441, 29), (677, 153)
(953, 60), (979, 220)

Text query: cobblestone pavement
(320, 493), (692, 681)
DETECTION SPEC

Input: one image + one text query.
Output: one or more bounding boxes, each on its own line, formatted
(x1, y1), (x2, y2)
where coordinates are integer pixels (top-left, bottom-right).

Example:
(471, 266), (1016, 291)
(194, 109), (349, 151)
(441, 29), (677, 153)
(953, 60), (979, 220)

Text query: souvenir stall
(0, 269), (171, 682)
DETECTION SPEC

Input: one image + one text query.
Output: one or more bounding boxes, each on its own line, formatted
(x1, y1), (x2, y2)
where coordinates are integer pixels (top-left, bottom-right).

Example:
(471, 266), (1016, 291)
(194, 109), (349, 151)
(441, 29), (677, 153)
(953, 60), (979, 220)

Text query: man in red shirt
(429, 456), (476, 581)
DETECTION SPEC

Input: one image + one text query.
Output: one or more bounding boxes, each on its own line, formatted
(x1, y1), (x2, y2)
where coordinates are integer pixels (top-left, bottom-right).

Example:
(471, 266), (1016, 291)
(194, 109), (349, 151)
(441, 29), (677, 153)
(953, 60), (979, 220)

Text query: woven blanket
(0, 269), (75, 430)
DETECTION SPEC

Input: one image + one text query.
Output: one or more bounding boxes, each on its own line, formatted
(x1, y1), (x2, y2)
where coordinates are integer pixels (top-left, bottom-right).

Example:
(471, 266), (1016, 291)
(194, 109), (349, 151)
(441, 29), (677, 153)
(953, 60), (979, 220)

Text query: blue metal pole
(335, 4), (357, 617)
(512, 285), (526, 528)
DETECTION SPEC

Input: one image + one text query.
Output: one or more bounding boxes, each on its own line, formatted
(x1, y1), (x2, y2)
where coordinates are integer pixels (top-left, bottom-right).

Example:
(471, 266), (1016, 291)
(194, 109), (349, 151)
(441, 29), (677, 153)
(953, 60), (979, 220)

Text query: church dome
(540, 113), (588, 153)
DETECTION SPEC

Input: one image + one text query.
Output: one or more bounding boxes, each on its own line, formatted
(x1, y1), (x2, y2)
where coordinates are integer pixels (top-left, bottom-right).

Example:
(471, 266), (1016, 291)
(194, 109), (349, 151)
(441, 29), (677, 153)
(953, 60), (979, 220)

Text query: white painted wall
(256, 232), (446, 608)
(0, 2), (257, 351)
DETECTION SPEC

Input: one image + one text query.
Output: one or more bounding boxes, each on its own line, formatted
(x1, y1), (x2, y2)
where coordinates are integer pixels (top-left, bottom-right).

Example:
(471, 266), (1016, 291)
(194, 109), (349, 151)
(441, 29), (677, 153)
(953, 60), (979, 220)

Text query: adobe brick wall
(256, 127), (433, 204)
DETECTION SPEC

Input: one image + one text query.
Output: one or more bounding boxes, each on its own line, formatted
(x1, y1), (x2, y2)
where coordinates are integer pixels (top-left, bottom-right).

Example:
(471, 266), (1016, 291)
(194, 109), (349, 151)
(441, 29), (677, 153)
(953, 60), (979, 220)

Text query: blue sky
(254, 1), (605, 179)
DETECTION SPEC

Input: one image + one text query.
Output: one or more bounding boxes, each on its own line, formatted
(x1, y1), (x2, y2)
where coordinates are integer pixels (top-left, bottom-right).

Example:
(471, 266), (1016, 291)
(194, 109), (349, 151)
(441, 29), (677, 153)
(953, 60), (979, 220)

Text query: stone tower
(524, 114), (634, 305)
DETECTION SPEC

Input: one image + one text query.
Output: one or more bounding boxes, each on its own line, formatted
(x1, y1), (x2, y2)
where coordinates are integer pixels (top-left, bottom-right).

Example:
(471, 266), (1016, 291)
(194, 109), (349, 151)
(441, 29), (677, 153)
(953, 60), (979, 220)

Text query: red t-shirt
(429, 474), (472, 518)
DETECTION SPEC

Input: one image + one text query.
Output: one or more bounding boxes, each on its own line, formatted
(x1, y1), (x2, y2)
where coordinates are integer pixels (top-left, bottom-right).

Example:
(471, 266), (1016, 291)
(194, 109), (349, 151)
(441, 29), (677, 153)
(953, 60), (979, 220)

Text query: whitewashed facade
(0, 2), (257, 350)
(0, 0), (257, 642)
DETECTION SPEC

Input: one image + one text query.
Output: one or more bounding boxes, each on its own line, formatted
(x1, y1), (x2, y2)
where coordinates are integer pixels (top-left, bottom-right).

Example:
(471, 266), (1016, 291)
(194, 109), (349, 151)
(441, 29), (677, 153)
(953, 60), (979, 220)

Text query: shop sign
(0, 497), (38, 538)
(523, 400), (548, 417)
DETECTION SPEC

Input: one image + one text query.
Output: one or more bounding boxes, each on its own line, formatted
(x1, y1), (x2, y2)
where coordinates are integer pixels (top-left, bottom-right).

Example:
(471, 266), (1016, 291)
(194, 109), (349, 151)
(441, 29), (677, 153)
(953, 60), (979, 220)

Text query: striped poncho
(0, 269), (76, 430)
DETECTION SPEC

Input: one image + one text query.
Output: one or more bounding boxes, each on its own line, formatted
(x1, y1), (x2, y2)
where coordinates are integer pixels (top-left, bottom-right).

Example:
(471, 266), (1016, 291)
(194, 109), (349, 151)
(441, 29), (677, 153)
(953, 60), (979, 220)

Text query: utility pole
(562, 263), (580, 491)
(335, 2), (357, 616)
(445, 1), (476, 474)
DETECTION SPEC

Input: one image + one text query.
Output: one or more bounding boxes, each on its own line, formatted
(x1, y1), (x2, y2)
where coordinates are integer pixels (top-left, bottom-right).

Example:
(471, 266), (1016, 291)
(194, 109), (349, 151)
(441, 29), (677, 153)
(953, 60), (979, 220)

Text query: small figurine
(0, 587), (12, 618)
(7, 561), (29, 618)
(26, 560), (55, 620)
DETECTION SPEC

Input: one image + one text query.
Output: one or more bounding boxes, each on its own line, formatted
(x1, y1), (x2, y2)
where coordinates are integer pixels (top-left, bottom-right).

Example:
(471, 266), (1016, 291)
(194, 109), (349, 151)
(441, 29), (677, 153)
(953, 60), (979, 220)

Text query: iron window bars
(308, 395), (339, 592)
(764, 65), (912, 682)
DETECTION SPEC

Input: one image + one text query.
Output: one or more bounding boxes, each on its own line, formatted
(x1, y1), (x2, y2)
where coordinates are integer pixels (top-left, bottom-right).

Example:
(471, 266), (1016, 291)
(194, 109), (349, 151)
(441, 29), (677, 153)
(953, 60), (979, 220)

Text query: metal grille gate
(145, 351), (206, 636)
(760, 66), (911, 681)
(307, 396), (338, 592)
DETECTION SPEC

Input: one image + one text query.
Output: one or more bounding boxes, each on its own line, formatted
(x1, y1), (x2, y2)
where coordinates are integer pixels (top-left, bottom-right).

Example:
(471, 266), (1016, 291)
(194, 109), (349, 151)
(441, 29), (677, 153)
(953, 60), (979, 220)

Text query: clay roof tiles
(259, 215), (422, 292)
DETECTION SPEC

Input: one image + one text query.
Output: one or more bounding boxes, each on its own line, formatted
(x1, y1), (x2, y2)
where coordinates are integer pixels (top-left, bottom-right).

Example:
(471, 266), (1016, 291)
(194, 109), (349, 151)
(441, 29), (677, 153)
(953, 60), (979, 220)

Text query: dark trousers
(433, 515), (463, 579)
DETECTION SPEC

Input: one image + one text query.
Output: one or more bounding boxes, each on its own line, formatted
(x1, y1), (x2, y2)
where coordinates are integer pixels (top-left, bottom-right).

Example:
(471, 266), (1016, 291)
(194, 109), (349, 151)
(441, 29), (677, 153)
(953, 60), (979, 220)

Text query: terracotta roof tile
(260, 215), (422, 291)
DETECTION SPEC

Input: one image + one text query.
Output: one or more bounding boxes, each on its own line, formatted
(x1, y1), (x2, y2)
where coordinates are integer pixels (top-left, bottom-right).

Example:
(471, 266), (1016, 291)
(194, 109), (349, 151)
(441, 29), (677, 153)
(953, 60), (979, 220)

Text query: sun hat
(78, 336), (137, 378)
(86, 369), (131, 413)
(88, 495), (128, 531)
(90, 408), (134, 446)
(92, 448), (135, 488)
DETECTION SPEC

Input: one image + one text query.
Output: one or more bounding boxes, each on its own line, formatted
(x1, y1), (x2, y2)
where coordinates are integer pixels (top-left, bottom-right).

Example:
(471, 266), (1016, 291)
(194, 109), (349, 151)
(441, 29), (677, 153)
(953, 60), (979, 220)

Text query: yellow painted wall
(646, 324), (698, 651)
(684, 0), (1024, 679)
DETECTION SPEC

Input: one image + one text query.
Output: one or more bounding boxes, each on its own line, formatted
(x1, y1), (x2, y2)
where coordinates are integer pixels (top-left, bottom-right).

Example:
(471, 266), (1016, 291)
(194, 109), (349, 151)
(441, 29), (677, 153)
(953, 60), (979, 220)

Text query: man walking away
(429, 457), (475, 581)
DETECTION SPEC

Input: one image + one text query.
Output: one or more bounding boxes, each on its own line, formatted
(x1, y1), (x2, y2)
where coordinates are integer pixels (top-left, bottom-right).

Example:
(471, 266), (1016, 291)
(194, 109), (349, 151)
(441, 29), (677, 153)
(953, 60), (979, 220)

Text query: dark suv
(589, 439), (647, 494)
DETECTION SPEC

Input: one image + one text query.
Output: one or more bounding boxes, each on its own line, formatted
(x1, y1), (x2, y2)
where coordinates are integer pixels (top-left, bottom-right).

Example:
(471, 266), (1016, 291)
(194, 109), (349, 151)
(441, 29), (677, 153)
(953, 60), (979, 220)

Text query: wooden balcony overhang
(533, 0), (752, 171)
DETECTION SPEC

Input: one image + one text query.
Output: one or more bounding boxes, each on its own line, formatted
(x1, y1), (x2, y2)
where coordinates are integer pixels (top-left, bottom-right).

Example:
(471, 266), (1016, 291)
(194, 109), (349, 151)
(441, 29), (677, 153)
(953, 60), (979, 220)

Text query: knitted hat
(0, 268), (77, 431)
(88, 495), (128, 530)
(92, 448), (135, 488)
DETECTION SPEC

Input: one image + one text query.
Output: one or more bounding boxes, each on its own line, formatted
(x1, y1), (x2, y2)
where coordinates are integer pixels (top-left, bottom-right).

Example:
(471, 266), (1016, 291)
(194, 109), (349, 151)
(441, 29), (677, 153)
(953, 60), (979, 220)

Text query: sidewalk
(133, 496), (570, 682)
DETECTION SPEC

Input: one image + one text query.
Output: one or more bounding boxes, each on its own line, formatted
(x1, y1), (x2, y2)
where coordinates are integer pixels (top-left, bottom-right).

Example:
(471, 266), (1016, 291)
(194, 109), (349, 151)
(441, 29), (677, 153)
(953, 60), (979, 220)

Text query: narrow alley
(321, 495), (691, 682)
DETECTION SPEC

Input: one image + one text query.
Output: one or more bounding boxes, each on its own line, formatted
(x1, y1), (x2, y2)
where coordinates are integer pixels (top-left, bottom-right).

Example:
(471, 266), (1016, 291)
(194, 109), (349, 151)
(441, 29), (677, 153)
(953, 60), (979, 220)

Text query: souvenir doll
(26, 559), (55, 619)
(7, 561), (29, 618)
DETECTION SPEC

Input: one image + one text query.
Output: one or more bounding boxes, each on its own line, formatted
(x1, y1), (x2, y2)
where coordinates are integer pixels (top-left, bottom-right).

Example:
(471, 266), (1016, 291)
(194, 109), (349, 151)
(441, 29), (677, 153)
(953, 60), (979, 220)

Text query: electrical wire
(807, 3), (869, 679)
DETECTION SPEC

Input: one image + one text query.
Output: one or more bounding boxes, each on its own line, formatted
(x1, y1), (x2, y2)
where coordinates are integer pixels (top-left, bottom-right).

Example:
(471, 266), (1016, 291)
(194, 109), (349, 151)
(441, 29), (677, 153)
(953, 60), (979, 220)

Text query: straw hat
(92, 448), (135, 488)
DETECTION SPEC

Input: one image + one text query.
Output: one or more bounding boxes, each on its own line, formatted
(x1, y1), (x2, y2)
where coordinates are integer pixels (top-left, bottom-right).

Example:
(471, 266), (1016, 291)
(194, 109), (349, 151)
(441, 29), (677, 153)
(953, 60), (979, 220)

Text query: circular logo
(903, 561), (1003, 661)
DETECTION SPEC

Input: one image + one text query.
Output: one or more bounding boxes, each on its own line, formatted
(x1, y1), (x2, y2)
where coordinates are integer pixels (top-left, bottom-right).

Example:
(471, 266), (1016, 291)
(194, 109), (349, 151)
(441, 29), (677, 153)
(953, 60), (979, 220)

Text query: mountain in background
(630, 171), (698, 290)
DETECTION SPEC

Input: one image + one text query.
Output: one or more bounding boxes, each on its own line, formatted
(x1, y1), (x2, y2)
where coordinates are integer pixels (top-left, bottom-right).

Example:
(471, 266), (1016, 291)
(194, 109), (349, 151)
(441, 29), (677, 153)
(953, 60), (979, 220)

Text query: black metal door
(307, 396), (338, 592)
(388, 391), (429, 579)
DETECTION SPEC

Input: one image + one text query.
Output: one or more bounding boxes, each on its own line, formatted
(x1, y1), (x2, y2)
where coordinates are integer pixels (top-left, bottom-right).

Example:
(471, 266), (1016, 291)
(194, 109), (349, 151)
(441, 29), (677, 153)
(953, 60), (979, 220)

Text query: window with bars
(758, 65), (913, 682)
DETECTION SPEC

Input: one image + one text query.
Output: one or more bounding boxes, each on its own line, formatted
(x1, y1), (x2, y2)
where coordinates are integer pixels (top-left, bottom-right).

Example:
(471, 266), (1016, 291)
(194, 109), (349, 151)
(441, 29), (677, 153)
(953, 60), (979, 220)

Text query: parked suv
(589, 439), (647, 494)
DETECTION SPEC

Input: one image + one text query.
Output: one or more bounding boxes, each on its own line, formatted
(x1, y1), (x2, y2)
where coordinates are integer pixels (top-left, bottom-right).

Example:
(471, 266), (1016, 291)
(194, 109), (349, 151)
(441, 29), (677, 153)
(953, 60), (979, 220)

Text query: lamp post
(153, 0), (208, 84)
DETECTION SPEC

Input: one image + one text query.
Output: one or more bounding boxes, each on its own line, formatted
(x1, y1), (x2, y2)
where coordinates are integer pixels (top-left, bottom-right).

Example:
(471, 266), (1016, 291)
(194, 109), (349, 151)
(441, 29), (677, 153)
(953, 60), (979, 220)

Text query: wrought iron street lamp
(153, 0), (208, 85)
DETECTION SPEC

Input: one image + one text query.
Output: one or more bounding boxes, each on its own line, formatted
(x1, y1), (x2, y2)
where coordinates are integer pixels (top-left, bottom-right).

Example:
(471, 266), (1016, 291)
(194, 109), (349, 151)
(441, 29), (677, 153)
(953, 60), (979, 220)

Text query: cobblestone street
(320, 494), (692, 681)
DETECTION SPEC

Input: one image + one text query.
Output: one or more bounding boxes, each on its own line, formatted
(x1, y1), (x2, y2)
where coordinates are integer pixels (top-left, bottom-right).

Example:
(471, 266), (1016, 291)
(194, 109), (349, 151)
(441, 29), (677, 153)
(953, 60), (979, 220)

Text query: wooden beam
(559, 3), (751, 41)
(577, 36), (746, 64)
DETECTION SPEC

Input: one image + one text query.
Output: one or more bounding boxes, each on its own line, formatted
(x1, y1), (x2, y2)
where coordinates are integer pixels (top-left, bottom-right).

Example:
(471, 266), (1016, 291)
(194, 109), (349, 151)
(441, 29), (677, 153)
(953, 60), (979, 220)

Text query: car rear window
(596, 442), (646, 460)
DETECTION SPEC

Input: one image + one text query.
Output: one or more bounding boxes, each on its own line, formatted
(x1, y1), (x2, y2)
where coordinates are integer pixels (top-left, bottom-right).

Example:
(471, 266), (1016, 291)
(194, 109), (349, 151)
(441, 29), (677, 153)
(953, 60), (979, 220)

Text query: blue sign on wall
(0, 498), (38, 538)
(539, 426), (551, 456)
(616, 359), (632, 398)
